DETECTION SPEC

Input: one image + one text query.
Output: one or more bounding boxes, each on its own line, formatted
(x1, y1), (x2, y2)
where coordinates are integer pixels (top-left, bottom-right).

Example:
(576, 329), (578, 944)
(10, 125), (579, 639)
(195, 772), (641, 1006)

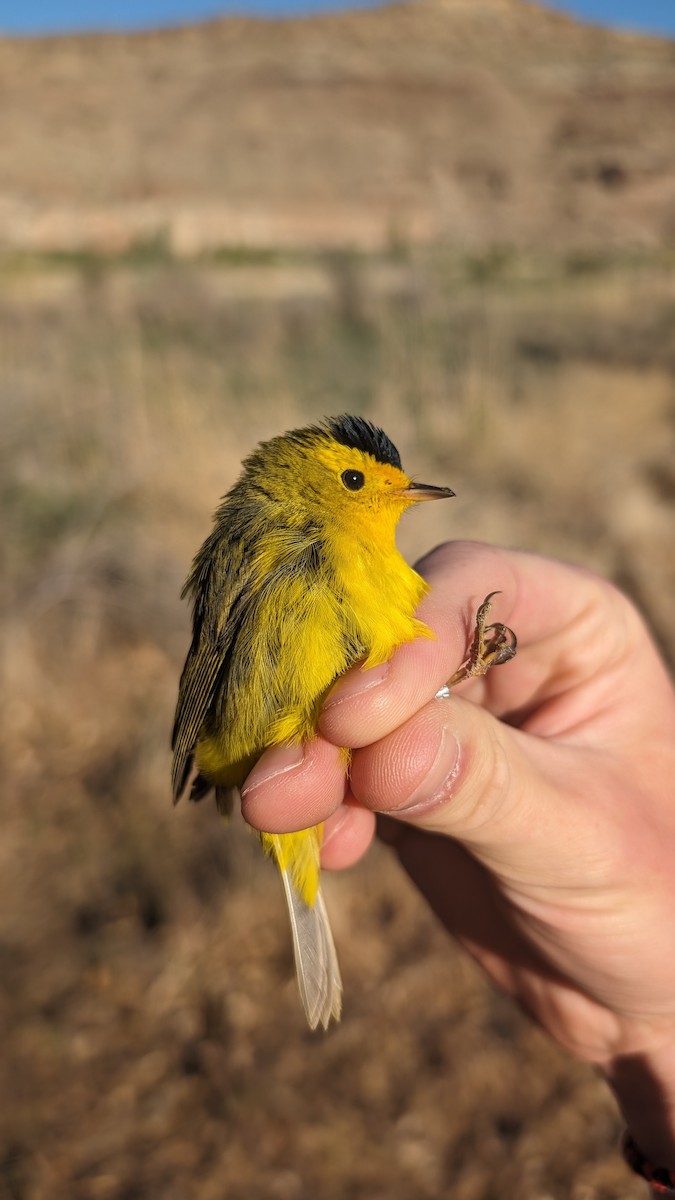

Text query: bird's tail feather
(279, 867), (342, 1030)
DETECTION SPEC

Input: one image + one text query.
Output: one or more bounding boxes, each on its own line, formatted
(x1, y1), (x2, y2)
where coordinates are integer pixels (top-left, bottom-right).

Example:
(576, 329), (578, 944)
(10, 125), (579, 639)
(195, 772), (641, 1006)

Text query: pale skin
(241, 541), (675, 1169)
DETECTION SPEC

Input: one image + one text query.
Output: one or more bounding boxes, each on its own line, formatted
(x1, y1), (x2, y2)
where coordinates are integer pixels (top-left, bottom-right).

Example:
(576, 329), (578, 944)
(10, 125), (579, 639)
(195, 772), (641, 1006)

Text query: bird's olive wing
(171, 642), (221, 802)
(171, 533), (251, 802)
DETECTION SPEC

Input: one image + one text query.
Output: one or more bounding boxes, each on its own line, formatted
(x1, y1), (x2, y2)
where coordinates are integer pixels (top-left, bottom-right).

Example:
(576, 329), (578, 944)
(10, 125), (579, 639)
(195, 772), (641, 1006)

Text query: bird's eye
(341, 469), (365, 492)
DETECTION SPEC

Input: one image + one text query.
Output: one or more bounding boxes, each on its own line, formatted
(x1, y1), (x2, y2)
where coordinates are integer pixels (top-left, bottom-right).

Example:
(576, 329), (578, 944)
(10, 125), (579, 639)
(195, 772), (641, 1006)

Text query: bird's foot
(443, 591), (517, 692)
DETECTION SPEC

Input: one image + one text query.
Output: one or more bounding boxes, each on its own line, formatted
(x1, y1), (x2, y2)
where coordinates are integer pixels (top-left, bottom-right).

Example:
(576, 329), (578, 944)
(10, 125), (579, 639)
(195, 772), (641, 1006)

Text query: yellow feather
(261, 828), (322, 908)
(171, 416), (454, 1028)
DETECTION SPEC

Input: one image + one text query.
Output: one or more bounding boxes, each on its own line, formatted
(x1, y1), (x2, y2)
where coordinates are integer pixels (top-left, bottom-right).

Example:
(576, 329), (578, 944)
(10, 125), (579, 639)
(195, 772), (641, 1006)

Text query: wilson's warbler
(172, 416), (514, 1029)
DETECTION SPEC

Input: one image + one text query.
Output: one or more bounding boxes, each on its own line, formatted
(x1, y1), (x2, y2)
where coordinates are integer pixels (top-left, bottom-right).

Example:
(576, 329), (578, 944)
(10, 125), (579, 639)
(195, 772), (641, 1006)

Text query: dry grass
(1, 247), (674, 1199)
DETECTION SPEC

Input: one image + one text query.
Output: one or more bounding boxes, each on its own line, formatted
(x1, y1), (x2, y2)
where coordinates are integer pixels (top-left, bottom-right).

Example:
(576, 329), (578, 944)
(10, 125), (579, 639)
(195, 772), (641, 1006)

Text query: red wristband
(623, 1132), (675, 1194)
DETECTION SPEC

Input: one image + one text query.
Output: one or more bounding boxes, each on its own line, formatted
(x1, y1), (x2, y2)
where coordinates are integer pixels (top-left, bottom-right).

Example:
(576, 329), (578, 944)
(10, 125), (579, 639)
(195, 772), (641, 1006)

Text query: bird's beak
(401, 481), (456, 502)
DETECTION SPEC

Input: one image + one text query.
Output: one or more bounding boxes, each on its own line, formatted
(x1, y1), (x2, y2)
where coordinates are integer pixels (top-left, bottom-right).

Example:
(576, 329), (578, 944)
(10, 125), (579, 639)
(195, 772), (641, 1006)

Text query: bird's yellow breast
(327, 521), (432, 668)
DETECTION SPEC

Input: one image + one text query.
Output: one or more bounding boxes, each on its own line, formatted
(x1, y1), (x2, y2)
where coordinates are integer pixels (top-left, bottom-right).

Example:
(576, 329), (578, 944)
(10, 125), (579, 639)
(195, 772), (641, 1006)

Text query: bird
(171, 415), (515, 1030)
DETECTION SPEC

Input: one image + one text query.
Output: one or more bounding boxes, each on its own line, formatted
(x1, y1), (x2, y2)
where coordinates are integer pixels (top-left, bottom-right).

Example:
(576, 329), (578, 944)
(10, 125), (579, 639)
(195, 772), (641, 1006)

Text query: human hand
(241, 541), (675, 1170)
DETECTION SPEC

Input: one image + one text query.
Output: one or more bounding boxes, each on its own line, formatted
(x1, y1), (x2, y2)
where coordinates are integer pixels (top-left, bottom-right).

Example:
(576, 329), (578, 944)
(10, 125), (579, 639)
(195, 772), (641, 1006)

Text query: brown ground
(2, 3), (675, 1198)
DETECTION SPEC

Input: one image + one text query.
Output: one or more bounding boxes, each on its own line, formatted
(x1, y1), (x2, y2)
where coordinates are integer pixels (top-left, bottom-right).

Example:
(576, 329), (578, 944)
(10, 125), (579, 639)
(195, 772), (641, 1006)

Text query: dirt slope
(1, 0), (674, 253)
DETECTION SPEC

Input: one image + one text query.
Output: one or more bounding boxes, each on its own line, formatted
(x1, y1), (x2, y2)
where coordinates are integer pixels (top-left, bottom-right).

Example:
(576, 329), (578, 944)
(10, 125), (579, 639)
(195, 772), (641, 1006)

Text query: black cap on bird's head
(325, 416), (403, 471)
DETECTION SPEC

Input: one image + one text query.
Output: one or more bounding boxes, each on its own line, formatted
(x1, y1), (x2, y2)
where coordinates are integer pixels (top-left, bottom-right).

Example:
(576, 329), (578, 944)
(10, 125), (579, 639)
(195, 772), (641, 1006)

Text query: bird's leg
(440, 591), (517, 695)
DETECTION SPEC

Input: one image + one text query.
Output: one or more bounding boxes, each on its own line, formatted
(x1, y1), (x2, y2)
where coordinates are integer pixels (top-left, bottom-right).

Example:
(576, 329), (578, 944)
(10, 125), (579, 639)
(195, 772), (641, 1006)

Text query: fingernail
(324, 661), (389, 709)
(397, 726), (461, 814)
(321, 807), (350, 848)
(241, 744), (305, 797)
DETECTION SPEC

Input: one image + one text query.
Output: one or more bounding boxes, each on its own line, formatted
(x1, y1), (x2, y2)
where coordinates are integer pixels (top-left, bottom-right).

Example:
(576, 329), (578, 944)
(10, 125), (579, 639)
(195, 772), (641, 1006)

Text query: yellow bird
(171, 416), (513, 1029)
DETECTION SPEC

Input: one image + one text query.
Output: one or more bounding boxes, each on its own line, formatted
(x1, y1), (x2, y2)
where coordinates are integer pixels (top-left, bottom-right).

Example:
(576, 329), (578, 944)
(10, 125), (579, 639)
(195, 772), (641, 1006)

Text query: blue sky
(1, 0), (674, 37)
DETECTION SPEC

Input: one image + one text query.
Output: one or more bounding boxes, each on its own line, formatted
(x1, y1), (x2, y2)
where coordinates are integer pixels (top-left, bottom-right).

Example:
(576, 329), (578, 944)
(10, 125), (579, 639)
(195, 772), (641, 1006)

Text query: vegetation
(1, 245), (673, 1198)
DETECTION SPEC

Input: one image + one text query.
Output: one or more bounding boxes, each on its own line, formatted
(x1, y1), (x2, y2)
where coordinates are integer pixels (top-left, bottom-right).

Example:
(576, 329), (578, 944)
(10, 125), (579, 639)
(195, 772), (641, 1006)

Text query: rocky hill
(1, 0), (674, 254)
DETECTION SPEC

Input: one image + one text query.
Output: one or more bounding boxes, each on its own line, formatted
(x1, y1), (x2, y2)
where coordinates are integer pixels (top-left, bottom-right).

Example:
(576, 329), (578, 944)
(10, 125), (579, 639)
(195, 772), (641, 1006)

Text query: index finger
(318, 539), (628, 749)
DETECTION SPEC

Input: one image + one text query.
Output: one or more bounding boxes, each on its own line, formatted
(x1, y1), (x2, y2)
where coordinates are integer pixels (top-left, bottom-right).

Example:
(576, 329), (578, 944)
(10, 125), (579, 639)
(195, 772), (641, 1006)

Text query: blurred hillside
(1, 3), (675, 1199)
(1, 0), (675, 255)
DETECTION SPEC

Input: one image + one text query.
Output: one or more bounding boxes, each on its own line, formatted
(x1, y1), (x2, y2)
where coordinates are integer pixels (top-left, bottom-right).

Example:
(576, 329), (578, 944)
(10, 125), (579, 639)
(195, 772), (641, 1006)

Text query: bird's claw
(445, 591), (517, 689)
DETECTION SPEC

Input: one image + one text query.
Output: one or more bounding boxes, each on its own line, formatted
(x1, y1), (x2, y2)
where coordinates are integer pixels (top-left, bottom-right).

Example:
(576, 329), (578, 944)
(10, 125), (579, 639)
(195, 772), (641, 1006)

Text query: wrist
(603, 1042), (675, 1170)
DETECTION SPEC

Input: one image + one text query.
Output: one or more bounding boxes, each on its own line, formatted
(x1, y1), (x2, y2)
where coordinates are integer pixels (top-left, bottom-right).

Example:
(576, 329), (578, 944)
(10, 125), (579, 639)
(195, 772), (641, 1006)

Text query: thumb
(348, 693), (610, 890)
